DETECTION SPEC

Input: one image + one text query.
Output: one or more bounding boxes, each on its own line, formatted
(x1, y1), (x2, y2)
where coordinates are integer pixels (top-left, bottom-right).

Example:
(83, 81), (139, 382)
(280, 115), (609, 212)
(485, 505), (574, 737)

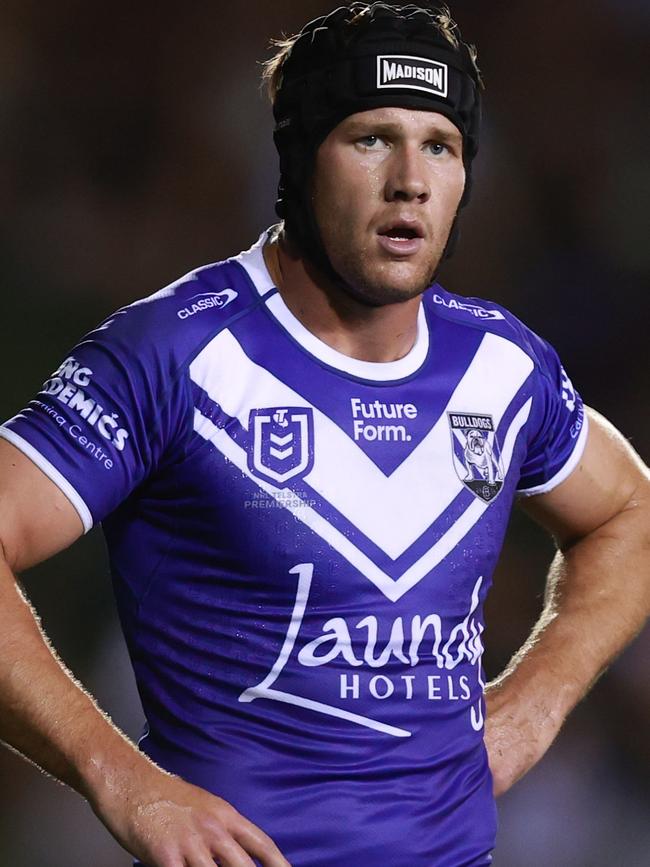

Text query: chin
(342, 275), (433, 308)
(338, 259), (438, 307)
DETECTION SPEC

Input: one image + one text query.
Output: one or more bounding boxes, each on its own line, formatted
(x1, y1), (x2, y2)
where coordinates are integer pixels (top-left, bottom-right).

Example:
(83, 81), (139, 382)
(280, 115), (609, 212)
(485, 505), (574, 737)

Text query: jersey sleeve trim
(0, 425), (94, 534)
(516, 412), (590, 498)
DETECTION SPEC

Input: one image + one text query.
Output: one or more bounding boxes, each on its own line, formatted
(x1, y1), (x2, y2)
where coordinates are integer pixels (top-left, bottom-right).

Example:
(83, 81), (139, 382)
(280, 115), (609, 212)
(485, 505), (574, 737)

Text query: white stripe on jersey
(190, 328), (534, 560)
(191, 396), (532, 604)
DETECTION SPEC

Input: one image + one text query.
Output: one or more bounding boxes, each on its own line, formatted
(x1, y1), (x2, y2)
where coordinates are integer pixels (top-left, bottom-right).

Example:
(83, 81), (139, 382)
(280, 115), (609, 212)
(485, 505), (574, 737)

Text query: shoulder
(423, 284), (557, 379)
(86, 235), (269, 371)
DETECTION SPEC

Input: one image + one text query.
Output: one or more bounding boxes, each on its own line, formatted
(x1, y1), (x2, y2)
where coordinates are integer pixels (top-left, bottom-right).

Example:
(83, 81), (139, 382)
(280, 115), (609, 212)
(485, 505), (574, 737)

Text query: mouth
(376, 220), (425, 257)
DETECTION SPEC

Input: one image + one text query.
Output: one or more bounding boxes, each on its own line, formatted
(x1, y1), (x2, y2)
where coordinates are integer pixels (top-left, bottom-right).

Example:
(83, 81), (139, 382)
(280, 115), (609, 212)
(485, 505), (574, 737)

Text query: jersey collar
(234, 230), (430, 382)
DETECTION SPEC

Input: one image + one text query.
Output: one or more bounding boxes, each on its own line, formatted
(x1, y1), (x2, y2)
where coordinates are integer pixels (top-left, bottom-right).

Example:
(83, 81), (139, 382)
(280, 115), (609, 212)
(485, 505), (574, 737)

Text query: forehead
(334, 106), (463, 139)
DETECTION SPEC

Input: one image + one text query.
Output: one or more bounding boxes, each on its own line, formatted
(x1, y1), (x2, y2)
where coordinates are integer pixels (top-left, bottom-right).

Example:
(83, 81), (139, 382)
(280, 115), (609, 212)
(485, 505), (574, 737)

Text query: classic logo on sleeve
(448, 412), (504, 502)
(177, 288), (238, 320)
(432, 294), (505, 321)
(376, 55), (448, 97)
(248, 407), (314, 486)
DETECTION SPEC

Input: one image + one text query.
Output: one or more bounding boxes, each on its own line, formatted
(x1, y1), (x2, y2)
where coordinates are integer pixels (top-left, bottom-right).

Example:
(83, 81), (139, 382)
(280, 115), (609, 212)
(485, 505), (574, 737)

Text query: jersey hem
(0, 426), (94, 533)
(516, 411), (589, 497)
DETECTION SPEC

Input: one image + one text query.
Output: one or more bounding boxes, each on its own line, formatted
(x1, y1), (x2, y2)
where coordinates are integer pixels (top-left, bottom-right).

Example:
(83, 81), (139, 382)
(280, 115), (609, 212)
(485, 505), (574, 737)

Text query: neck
(263, 235), (421, 364)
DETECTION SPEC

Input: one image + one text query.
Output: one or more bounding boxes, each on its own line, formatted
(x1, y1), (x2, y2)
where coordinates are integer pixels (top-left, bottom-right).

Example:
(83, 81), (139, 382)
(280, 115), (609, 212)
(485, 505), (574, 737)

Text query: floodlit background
(1, 1), (649, 864)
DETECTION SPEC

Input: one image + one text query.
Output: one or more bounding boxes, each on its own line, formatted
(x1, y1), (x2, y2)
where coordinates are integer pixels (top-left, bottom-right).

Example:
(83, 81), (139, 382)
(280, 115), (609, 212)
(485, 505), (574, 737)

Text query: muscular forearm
(486, 487), (650, 793)
(0, 554), (290, 866)
(0, 554), (152, 799)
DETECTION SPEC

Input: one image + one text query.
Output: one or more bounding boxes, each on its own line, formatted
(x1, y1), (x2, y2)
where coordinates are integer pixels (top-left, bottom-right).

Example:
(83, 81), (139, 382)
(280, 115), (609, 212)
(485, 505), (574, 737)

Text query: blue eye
(429, 143), (447, 156)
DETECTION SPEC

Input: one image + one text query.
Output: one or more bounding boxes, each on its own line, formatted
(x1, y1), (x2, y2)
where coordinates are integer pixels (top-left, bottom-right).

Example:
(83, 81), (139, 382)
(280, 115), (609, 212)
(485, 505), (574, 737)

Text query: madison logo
(376, 54), (448, 97)
(248, 407), (314, 486)
(448, 412), (504, 503)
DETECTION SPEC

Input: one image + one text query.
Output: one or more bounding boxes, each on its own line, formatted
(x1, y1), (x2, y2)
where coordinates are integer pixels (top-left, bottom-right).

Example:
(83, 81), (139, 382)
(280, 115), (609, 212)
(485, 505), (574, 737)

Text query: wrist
(76, 735), (158, 811)
(487, 651), (579, 735)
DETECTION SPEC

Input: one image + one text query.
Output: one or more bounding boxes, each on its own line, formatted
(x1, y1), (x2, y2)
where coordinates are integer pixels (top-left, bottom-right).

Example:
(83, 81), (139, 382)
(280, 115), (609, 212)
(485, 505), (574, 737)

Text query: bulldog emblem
(448, 412), (504, 503)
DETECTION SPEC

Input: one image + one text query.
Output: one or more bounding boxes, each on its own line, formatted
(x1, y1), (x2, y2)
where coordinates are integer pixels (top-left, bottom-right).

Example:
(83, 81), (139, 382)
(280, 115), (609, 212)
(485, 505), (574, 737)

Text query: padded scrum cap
(271, 2), (482, 278)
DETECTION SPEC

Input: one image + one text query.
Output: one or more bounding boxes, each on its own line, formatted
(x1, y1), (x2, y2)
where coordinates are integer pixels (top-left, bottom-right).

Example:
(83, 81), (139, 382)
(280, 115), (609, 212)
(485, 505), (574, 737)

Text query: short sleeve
(516, 333), (588, 496)
(0, 307), (192, 531)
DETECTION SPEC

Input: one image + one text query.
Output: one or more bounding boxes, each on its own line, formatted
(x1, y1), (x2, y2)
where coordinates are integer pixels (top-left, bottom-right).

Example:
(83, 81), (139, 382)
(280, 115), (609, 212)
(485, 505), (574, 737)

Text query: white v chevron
(190, 329), (535, 602)
(190, 329), (534, 556)
(270, 432), (293, 446)
(193, 399), (531, 602)
(270, 445), (292, 459)
(194, 399), (532, 602)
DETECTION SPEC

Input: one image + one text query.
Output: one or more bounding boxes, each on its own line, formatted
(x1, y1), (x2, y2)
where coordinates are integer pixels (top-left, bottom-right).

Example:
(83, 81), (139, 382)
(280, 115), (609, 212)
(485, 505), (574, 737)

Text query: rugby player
(0, 4), (648, 866)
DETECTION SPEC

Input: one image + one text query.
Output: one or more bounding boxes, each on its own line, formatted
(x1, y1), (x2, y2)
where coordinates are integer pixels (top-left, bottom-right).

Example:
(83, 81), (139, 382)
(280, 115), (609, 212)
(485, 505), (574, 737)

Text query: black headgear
(272, 2), (482, 279)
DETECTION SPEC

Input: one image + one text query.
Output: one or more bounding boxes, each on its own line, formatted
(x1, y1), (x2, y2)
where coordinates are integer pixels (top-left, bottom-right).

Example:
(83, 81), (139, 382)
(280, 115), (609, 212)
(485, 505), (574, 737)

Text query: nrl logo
(448, 412), (504, 503)
(248, 407), (314, 487)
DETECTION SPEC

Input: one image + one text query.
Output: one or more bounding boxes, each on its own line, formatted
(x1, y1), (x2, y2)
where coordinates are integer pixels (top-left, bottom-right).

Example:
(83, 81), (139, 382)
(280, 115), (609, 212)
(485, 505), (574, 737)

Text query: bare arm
(0, 438), (290, 867)
(484, 408), (650, 795)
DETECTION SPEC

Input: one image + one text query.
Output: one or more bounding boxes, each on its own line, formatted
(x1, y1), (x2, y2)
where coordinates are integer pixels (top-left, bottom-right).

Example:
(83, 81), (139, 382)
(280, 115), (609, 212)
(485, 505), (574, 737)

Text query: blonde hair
(261, 4), (481, 102)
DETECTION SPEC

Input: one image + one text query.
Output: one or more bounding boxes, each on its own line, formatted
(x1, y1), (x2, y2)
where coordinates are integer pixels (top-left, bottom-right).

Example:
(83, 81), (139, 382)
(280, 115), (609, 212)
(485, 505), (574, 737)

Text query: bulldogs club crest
(248, 407), (315, 487)
(448, 412), (504, 503)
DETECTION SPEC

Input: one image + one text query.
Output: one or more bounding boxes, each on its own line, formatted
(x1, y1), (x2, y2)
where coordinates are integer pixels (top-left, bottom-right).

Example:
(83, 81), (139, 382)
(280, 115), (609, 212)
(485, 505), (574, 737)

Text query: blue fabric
(2, 236), (585, 866)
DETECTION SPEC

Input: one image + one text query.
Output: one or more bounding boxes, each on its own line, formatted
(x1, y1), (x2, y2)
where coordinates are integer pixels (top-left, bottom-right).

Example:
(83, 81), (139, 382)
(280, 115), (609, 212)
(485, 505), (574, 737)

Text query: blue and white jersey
(1, 232), (587, 867)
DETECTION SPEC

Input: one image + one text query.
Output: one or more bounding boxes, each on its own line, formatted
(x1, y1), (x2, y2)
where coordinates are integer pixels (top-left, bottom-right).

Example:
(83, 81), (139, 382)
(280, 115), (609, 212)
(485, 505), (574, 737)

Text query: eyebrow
(345, 119), (462, 145)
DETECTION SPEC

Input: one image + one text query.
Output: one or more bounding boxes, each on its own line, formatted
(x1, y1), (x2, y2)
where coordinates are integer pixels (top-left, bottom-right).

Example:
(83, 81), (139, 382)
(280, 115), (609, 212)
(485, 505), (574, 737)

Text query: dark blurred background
(0, 1), (648, 864)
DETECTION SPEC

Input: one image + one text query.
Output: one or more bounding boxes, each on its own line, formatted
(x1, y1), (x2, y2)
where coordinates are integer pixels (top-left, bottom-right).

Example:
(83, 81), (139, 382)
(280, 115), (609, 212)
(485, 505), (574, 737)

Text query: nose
(384, 145), (430, 203)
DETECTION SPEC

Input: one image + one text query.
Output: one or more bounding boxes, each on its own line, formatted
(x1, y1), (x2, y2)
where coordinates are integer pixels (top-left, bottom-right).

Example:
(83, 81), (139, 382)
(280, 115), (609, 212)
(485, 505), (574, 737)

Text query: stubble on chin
(329, 244), (444, 308)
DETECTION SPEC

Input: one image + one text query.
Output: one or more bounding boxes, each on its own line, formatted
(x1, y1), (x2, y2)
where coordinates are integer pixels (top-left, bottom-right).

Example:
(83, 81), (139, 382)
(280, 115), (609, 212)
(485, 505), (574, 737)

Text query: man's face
(311, 107), (466, 306)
